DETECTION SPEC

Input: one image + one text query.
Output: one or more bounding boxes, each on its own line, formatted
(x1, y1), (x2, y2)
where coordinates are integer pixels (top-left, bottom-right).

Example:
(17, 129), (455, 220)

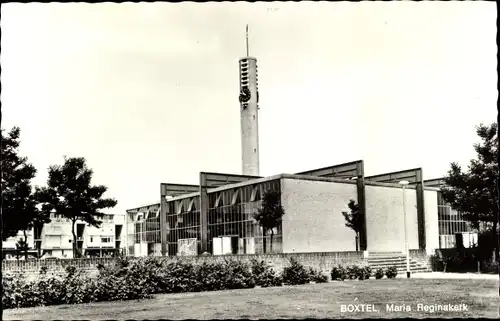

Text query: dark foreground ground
(4, 278), (499, 319)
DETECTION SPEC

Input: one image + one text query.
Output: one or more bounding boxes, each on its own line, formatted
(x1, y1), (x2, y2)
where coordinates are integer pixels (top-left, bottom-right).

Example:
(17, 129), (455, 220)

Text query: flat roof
(126, 203), (160, 212)
(207, 173), (358, 193)
(126, 169), (446, 211)
(364, 181), (417, 189)
(150, 173), (360, 206)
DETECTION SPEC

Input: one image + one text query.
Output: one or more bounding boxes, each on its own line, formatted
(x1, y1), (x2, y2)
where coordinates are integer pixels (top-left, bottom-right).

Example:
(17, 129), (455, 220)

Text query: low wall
(3, 252), (366, 276)
(3, 269), (101, 282)
(2, 257), (115, 272)
(168, 251), (366, 275)
(409, 249), (432, 268)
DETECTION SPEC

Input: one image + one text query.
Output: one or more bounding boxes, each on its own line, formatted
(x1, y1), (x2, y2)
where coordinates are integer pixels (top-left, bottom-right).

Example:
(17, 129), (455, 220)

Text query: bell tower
(239, 25), (260, 176)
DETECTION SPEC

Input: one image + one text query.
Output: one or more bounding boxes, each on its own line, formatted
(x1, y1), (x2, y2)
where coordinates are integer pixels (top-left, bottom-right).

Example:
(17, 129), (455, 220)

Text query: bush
(2, 273), (27, 309)
(36, 276), (67, 306)
(85, 274), (149, 303)
(66, 263), (151, 304)
(97, 256), (132, 277)
(6, 257), (330, 309)
(375, 268), (385, 279)
(308, 267), (328, 283)
(116, 256), (131, 268)
(432, 248), (497, 273)
(124, 257), (165, 294)
(223, 259), (255, 290)
(2, 264), (152, 309)
(65, 265), (78, 278)
(346, 265), (361, 280)
(330, 265), (347, 281)
(2, 272), (67, 309)
(195, 261), (229, 292)
(162, 260), (199, 293)
(107, 273), (150, 301)
(39, 266), (48, 275)
(385, 266), (398, 279)
(477, 230), (496, 261)
(446, 251), (478, 273)
(357, 266), (371, 280)
(481, 260), (499, 274)
(194, 259), (257, 292)
(281, 257), (310, 285)
(96, 257), (166, 296)
(18, 280), (46, 307)
(250, 259), (282, 287)
(63, 275), (93, 305)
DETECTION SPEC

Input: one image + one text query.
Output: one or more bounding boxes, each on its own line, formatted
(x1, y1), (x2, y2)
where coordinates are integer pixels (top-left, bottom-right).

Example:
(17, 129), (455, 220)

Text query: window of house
(101, 237), (112, 243)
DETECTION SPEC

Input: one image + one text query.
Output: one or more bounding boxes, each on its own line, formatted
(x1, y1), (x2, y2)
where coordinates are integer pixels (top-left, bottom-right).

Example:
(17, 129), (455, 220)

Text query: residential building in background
(2, 213), (126, 260)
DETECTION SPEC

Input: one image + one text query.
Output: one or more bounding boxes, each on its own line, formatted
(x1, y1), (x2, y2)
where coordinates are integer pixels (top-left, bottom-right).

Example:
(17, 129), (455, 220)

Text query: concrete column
(408, 169), (427, 250)
(160, 184), (168, 256)
(357, 178), (367, 251)
(199, 173), (209, 254)
(356, 161), (367, 251)
(416, 173), (426, 250)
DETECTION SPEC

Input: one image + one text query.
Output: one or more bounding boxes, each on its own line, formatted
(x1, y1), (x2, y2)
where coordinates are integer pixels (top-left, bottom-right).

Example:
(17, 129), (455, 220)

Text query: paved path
(406, 272), (498, 280)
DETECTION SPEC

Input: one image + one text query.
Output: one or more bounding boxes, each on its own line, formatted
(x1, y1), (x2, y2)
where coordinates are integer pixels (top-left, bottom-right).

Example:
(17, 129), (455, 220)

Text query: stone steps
(366, 252), (432, 273)
(368, 251), (404, 257)
(368, 262), (421, 268)
(368, 257), (409, 262)
(369, 266), (430, 273)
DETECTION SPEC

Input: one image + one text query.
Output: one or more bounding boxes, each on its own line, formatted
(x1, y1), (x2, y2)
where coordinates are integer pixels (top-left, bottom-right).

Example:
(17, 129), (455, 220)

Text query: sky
(1, 2), (497, 214)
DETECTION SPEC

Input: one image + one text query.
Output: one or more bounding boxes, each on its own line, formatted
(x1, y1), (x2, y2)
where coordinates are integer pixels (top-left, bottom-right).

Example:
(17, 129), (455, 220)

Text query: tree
(15, 238), (29, 261)
(342, 200), (363, 252)
(440, 122), (498, 261)
(18, 195), (52, 259)
(253, 189), (285, 254)
(36, 157), (117, 258)
(1, 126), (50, 242)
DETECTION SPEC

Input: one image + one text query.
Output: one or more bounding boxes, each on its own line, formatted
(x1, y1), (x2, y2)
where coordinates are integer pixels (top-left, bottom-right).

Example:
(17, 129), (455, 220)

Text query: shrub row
(2, 265), (148, 309)
(431, 250), (499, 274)
(330, 265), (398, 280)
(3, 257), (330, 309)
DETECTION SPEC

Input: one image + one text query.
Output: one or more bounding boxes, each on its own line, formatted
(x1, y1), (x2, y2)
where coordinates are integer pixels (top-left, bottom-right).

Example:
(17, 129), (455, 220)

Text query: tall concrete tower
(239, 25), (260, 176)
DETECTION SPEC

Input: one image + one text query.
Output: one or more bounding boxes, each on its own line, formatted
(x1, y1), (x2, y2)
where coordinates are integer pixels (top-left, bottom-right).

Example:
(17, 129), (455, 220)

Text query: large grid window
(437, 192), (477, 248)
(166, 196), (201, 256)
(207, 179), (282, 255)
(126, 204), (161, 256)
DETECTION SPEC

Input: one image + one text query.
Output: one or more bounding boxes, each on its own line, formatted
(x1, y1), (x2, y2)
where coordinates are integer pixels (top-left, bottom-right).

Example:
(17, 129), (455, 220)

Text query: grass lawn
(4, 278), (499, 320)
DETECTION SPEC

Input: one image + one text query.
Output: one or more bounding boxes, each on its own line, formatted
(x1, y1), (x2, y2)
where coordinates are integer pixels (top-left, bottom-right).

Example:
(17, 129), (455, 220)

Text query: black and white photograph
(1, 1), (498, 319)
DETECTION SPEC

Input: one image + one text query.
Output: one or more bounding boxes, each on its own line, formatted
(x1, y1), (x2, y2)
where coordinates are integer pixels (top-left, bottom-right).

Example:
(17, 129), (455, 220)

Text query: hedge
(330, 265), (398, 281)
(3, 256), (330, 309)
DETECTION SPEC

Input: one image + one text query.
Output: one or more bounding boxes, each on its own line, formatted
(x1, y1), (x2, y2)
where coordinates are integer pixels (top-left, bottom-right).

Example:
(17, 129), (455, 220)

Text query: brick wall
(170, 252), (366, 275)
(2, 257), (115, 272)
(3, 269), (101, 282)
(3, 252), (365, 276)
